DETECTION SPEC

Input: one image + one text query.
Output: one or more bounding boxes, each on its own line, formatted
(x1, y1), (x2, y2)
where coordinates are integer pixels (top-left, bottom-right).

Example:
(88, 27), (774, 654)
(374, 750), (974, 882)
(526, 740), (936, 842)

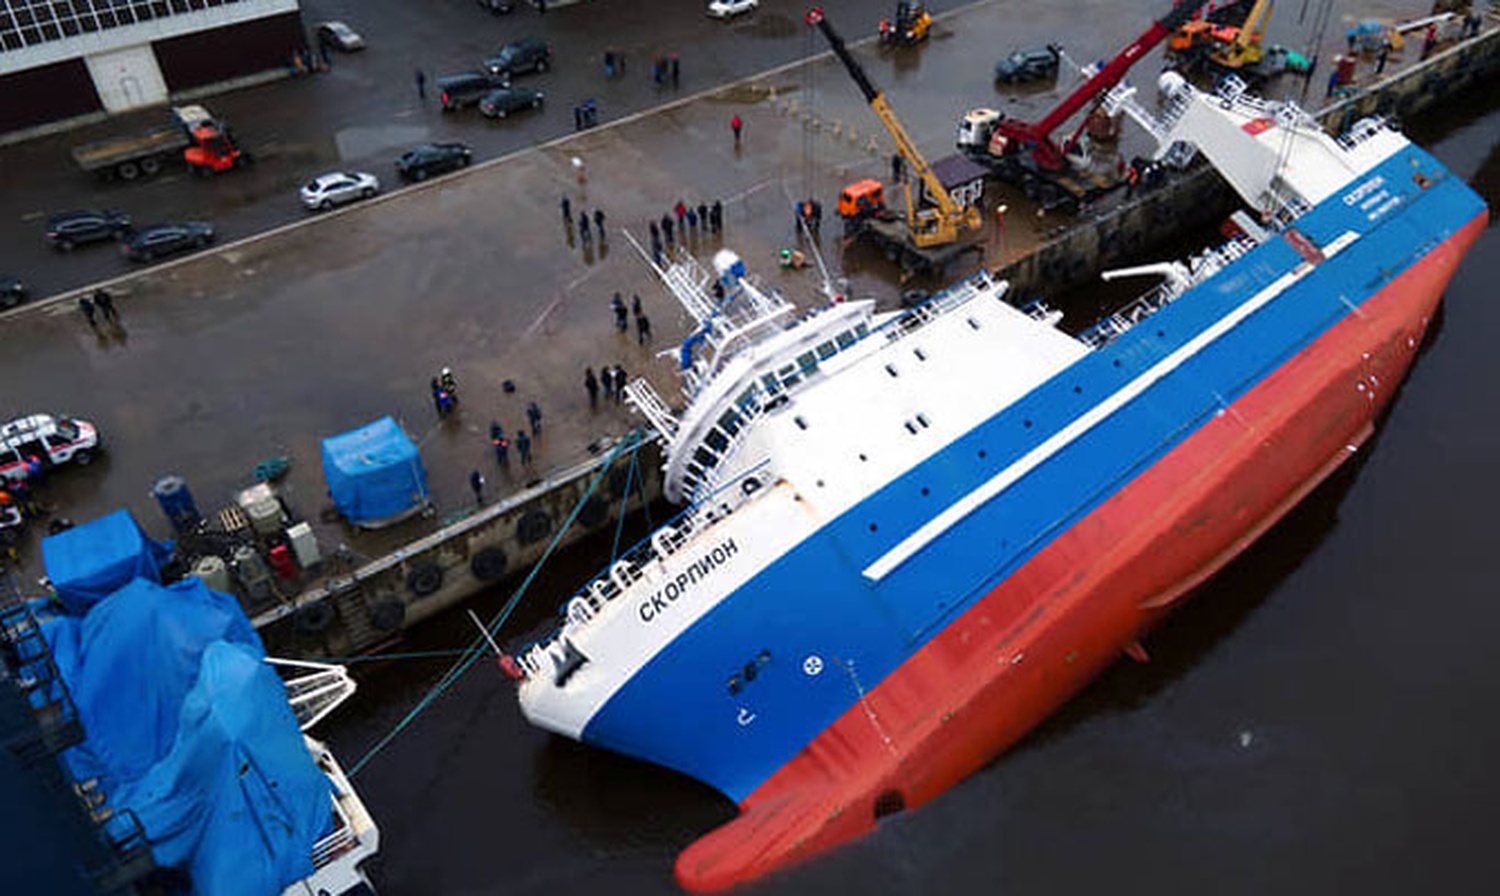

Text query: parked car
(0, 414), (101, 483)
(484, 38), (552, 77)
(45, 209), (132, 251)
(479, 87), (545, 119)
(395, 143), (472, 182)
(316, 21), (365, 52)
(477, 0), (515, 12)
(300, 171), (381, 211)
(994, 44), (1061, 83)
(438, 72), (511, 111)
(1, 275), (25, 309)
(121, 222), (214, 262)
(708, 0), (759, 18)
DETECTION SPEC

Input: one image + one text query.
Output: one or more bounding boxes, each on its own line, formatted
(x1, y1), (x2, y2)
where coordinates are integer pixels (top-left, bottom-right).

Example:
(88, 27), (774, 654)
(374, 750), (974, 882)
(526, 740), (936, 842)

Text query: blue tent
(321, 415), (430, 527)
(41, 509), (173, 615)
(40, 579), (331, 896)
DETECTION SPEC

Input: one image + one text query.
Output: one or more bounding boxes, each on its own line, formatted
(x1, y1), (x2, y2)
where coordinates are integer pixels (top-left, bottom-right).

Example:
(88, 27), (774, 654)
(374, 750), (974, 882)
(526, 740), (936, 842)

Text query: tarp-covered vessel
(507, 71), (1488, 891)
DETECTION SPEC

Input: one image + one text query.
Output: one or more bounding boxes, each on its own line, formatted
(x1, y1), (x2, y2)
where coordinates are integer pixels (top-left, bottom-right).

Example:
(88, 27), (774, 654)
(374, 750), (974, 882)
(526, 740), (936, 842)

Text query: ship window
(885, 363), (899, 377)
(859, 453), (869, 462)
(737, 387), (760, 414)
(797, 351), (819, 374)
(778, 363), (801, 389)
(816, 340), (837, 360)
(856, 323), (869, 337)
(967, 317), (981, 330)
(916, 413), (930, 428)
(718, 409), (743, 436)
(836, 329), (857, 349)
(705, 427), (729, 453)
(913, 347), (927, 361)
(761, 374), (782, 396)
(694, 446), (720, 469)
(795, 416), (808, 430)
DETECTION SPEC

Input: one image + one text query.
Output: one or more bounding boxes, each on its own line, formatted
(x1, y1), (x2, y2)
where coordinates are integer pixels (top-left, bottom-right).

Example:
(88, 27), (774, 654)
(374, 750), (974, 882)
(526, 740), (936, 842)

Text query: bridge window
(693, 445), (720, 469)
(705, 427), (729, 453)
(816, 340), (838, 361)
(718, 409), (744, 437)
(836, 329), (857, 350)
(797, 351), (819, 375)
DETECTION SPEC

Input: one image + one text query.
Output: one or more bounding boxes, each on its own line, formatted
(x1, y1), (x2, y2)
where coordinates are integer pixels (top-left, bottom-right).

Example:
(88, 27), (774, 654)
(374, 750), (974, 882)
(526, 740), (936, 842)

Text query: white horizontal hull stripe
(862, 231), (1359, 582)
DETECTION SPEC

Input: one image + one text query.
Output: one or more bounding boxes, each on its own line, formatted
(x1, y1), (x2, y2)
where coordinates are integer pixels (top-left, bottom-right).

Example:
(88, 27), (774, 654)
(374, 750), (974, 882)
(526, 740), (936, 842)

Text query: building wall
(0, 0), (301, 135)
(0, 58), (101, 133)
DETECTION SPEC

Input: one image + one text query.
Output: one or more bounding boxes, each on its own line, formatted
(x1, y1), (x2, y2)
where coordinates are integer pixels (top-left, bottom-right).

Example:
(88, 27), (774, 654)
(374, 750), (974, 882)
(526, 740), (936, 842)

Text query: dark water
(322, 86), (1500, 896)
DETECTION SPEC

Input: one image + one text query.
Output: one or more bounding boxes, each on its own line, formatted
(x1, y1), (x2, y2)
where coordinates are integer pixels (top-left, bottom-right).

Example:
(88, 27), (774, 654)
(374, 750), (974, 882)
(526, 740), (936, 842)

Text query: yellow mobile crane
(1210, 0), (1273, 69)
(806, 7), (983, 279)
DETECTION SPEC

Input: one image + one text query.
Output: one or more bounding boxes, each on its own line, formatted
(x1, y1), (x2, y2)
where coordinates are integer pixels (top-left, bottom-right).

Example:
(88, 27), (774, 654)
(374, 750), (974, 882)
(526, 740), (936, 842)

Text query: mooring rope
(347, 429), (649, 778)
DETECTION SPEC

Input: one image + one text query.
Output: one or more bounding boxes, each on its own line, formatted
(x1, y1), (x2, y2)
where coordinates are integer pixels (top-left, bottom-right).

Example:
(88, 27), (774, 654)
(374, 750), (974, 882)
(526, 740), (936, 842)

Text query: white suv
(1, 414), (101, 483)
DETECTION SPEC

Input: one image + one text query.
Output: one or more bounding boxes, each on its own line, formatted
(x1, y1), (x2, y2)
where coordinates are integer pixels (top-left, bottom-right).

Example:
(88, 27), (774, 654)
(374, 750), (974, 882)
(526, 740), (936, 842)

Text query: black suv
(438, 71), (511, 111)
(484, 38), (551, 77)
(479, 86), (545, 119)
(395, 143), (473, 182)
(994, 44), (1061, 83)
(46, 209), (132, 251)
(121, 222), (215, 262)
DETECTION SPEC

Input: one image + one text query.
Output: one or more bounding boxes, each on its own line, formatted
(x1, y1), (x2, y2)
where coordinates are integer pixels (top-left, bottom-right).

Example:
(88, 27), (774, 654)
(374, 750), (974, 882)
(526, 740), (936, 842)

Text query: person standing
(711, 200), (723, 234)
(78, 296), (97, 330)
(891, 153), (904, 184)
(593, 209), (606, 241)
(579, 211), (592, 244)
(470, 470), (486, 504)
(731, 113), (743, 147)
(526, 400), (543, 436)
(561, 195), (572, 226)
(662, 214), (675, 246)
(600, 362), (615, 402)
(491, 421), (510, 466)
(636, 313), (652, 346)
(94, 288), (117, 322)
(613, 364), (628, 403)
(697, 203), (709, 232)
(415, 68), (427, 100)
(686, 206), (698, 233)
(631, 294), (642, 319)
(674, 200), (687, 231)
(1376, 40), (1390, 75)
(670, 54), (680, 88)
(611, 292), (628, 331)
(516, 430), (533, 466)
(431, 378), (446, 415)
(584, 367), (600, 409)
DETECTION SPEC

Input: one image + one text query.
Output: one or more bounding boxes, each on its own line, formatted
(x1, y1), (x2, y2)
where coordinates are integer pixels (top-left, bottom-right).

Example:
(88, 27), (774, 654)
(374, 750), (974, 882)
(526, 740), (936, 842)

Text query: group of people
(651, 54), (681, 88)
(646, 199), (724, 263)
(609, 292), (652, 345)
(77, 288), (119, 330)
(561, 196), (608, 246)
(584, 365), (630, 409)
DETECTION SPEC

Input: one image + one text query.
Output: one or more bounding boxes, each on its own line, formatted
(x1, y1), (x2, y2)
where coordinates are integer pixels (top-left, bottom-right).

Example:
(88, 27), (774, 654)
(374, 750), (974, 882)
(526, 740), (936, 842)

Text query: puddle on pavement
(732, 13), (801, 40)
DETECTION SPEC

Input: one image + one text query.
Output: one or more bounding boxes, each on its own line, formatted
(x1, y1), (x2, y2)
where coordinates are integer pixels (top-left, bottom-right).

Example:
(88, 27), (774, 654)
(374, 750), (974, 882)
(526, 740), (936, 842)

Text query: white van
(0, 414), (101, 483)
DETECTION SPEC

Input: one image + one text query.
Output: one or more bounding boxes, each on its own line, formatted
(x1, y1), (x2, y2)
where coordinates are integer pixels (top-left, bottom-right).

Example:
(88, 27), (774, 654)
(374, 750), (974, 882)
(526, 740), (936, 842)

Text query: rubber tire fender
(295, 599), (336, 635)
(516, 509), (553, 546)
(369, 599), (406, 632)
(470, 546), (509, 581)
(577, 497), (610, 529)
(407, 562), (443, 597)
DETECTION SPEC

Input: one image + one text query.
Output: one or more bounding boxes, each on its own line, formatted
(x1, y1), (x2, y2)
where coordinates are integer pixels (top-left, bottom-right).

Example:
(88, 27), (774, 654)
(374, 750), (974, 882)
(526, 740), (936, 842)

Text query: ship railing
(310, 796), (360, 867)
(1336, 116), (1390, 151)
(879, 269), (1004, 345)
(623, 378), (680, 445)
(1210, 75), (1315, 129)
(0, 601), (85, 757)
(519, 463), (773, 669)
(265, 658), (356, 732)
(1079, 234), (1258, 349)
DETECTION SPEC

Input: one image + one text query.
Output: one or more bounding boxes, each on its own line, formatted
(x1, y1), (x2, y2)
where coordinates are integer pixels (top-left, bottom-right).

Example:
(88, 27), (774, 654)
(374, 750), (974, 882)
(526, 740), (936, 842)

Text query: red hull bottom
(675, 211), (1489, 892)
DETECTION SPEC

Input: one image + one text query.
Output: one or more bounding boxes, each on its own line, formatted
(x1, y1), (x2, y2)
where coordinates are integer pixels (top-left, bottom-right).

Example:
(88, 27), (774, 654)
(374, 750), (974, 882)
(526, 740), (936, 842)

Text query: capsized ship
(505, 72), (1487, 891)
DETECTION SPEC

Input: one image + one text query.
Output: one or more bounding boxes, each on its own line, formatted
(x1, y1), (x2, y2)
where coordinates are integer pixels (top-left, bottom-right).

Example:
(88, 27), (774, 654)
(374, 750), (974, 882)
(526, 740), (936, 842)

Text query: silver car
(300, 171), (380, 211)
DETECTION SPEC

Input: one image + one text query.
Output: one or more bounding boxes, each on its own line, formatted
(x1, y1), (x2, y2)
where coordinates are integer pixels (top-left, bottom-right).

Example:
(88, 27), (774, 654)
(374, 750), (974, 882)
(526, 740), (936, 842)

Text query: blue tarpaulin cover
(41, 577), (331, 896)
(40, 509), (172, 615)
(321, 415), (430, 526)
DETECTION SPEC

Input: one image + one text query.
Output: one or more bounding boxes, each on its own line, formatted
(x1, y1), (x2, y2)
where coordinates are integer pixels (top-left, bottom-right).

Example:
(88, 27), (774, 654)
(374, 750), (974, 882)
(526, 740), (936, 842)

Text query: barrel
(152, 475), (201, 532)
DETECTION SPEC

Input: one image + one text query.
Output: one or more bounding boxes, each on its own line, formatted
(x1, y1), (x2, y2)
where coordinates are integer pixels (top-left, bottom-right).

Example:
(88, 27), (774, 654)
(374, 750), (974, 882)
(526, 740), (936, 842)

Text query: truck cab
(173, 105), (243, 174)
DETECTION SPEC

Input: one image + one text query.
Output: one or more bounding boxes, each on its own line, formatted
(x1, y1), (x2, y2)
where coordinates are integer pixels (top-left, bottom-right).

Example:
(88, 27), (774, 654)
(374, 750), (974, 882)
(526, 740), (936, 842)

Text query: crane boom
(806, 6), (979, 244)
(1001, 0), (1209, 170)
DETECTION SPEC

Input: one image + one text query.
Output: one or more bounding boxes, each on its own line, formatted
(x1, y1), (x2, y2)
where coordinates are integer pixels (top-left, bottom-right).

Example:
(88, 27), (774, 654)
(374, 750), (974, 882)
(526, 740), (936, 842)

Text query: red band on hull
(675, 210), (1489, 893)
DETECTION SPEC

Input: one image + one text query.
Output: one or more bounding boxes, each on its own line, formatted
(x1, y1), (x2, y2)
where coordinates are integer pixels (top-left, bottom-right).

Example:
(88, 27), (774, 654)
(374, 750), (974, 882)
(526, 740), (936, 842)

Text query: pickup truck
(70, 104), (245, 181)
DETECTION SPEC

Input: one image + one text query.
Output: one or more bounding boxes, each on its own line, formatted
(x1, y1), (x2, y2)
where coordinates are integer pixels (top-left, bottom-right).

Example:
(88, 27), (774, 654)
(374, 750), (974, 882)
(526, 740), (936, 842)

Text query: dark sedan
(479, 87), (545, 119)
(395, 143), (472, 182)
(121, 222), (215, 262)
(46, 209), (132, 251)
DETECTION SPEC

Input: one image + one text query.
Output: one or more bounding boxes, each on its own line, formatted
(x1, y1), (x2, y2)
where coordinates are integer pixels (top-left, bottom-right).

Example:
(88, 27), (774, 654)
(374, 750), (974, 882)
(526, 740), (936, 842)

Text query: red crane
(992, 0), (1210, 171)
